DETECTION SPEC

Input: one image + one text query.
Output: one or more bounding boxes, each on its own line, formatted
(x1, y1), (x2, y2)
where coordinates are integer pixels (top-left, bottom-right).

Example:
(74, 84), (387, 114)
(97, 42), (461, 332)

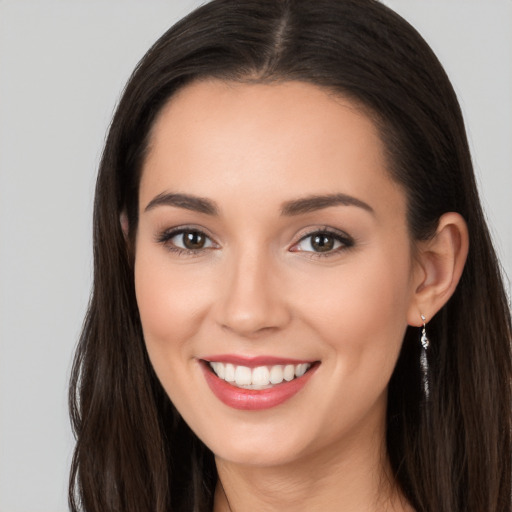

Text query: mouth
(199, 356), (319, 410)
(207, 361), (312, 390)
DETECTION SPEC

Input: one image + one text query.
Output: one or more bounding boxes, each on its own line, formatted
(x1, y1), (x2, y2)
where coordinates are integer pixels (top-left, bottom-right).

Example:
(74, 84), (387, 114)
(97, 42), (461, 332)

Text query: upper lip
(200, 354), (316, 368)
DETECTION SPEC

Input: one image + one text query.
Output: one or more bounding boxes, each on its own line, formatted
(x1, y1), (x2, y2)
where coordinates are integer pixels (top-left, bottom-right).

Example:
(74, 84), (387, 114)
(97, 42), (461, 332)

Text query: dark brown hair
(69, 1), (512, 511)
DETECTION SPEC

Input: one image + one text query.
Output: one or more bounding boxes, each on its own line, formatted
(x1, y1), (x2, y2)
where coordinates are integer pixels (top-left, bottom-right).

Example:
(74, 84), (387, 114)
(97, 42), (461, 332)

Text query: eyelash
(156, 227), (216, 256)
(155, 226), (355, 258)
(291, 227), (355, 258)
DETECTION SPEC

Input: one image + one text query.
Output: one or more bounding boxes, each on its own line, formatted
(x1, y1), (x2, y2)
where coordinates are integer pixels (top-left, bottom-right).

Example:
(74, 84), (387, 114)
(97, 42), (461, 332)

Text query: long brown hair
(69, 1), (512, 510)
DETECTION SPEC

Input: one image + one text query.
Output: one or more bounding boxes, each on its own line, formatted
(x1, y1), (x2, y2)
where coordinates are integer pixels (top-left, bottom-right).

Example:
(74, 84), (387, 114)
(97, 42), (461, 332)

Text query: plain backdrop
(0, 1), (510, 511)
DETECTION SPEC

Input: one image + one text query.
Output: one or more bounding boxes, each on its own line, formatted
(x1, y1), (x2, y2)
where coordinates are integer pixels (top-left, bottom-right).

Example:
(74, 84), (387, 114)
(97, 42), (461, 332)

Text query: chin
(198, 419), (317, 467)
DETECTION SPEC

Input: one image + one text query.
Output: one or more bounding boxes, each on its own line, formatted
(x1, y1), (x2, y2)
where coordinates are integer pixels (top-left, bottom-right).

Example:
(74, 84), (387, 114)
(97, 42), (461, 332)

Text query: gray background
(0, 1), (510, 510)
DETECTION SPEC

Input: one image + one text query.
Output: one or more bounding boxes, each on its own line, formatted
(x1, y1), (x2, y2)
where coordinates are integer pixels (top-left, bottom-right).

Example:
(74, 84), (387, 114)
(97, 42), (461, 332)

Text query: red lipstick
(200, 359), (318, 411)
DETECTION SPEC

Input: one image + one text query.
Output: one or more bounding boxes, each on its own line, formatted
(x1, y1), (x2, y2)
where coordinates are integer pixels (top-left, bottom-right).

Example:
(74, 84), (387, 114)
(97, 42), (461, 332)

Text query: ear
(120, 211), (129, 238)
(407, 212), (469, 326)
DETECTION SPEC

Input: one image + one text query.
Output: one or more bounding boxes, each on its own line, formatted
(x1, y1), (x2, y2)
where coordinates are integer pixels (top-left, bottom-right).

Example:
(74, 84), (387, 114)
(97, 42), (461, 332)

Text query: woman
(69, 1), (512, 511)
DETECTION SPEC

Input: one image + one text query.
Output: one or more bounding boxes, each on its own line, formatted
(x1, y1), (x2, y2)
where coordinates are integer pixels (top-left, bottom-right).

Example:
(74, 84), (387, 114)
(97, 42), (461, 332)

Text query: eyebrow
(144, 192), (219, 215)
(144, 191), (374, 216)
(280, 193), (374, 216)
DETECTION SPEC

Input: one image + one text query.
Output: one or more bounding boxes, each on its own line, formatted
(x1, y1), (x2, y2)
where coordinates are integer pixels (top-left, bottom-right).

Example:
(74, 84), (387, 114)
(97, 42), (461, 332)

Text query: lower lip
(200, 361), (318, 411)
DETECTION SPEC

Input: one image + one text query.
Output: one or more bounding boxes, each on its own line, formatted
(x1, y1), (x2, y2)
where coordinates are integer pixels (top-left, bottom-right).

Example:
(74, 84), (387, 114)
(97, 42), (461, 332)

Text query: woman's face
(135, 80), (420, 467)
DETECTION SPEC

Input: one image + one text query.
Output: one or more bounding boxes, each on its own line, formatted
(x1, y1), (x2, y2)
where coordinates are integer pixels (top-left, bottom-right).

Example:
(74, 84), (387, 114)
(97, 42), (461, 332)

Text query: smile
(200, 357), (318, 410)
(208, 361), (311, 389)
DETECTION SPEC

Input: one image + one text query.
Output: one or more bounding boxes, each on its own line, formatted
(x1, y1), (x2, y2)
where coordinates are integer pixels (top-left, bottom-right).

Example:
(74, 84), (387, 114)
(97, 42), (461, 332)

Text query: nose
(214, 248), (291, 338)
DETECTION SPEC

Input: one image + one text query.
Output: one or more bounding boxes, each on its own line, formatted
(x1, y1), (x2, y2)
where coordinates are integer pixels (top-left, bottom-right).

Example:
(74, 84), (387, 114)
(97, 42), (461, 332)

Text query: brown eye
(292, 229), (354, 255)
(182, 230), (207, 249)
(311, 234), (335, 252)
(157, 228), (215, 253)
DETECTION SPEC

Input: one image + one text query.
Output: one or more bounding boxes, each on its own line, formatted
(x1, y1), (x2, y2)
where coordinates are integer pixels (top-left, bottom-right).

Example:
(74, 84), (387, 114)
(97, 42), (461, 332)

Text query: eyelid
(155, 225), (219, 254)
(154, 224), (354, 257)
(289, 226), (355, 255)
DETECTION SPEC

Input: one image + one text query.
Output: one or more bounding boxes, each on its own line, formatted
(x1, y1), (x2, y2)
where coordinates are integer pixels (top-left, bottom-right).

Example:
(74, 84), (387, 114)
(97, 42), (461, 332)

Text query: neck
(213, 420), (412, 512)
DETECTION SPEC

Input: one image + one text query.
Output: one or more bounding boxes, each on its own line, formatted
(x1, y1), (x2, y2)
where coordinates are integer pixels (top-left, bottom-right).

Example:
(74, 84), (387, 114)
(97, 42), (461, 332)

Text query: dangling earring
(420, 314), (430, 400)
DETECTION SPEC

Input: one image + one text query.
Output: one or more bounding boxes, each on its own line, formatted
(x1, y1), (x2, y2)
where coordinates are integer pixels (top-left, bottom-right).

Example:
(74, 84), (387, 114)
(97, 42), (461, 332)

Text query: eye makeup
(155, 223), (355, 259)
(290, 226), (355, 258)
(155, 225), (218, 256)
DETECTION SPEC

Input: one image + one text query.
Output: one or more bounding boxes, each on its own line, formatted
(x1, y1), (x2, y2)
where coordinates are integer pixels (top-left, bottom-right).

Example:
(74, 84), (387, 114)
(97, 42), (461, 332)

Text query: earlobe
(407, 212), (469, 326)
(120, 211), (129, 238)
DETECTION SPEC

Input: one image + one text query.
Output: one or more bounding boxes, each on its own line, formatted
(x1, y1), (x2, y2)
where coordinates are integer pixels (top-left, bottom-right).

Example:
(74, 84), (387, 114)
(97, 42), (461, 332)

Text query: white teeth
(234, 365), (252, 386)
(208, 361), (312, 388)
(252, 366), (270, 386)
(224, 363), (235, 382)
(211, 361), (225, 379)
(295, 363), (308, 377)
(283, 364), (295, 381)
(269, 365), (284, 384)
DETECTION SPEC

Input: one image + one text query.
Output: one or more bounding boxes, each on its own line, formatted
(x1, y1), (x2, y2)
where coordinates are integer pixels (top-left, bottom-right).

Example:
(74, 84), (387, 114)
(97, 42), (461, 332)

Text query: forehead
(140, 80), (404, 218)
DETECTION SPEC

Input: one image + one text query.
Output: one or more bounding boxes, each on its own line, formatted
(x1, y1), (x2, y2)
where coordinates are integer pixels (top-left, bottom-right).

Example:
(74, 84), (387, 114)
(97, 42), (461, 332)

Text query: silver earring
(420, 314), (430, 400)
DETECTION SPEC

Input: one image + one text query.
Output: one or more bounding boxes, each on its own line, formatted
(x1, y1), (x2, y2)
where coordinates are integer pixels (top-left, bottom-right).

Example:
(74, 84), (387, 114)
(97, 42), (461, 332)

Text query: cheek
(295, 243), (413, 380)
(134, 248), (211, 360)
(287, 247), (413, 442)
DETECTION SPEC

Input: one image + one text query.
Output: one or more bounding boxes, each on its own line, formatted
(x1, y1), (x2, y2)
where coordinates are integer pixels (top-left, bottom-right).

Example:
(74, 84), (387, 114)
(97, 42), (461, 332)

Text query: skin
(133, 80), (468, 511)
